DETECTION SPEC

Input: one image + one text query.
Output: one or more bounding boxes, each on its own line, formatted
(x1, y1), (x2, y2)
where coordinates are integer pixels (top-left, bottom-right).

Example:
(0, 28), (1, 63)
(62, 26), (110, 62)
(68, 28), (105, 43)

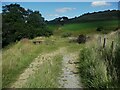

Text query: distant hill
(47, 10), (120, 24)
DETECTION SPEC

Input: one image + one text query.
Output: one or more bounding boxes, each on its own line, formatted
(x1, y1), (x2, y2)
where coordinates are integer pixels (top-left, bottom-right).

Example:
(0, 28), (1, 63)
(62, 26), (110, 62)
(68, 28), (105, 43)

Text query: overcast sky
(2, 1), (118, 21)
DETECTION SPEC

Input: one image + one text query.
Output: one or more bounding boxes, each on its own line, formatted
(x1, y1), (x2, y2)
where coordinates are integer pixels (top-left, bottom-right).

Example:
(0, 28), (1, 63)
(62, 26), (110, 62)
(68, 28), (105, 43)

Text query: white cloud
(91, 1), (111, 7)
(56, 7), (76, 13)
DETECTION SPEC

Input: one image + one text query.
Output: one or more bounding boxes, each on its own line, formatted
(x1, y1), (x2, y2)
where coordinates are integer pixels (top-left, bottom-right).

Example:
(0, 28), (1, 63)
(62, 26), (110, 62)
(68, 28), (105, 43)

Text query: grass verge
(79, 31), (120, 88)
(2, 39), (59, 88)
(24, 55), (62, 88)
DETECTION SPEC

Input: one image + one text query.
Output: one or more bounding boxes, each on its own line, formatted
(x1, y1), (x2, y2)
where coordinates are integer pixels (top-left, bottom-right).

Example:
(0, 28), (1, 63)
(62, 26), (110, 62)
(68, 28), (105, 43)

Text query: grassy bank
(2, 35), (82, 88)
(2, 37), (61, 88)
(79, 31), (120, 88)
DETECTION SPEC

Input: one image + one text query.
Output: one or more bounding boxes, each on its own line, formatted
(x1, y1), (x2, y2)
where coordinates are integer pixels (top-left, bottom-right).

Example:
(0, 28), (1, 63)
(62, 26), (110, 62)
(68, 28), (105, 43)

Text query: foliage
(2, 4), (53, 47)
(96, 26), (104, 32)
(47, 16), (69, 25)
(77, 34), (86, 44)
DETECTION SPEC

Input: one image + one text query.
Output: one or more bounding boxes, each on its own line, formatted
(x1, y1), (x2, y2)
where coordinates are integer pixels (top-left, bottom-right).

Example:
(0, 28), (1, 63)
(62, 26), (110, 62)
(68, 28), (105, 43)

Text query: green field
(48, 20), (119, 36)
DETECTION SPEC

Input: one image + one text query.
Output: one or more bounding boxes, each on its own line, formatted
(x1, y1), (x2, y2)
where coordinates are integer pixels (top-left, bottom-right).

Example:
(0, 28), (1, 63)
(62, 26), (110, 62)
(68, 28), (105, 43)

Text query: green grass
(47, 24), (60, 31)
(62, 20), (118, 30)
(79, 47), (108, 87)
(2, 35), (83, 88)
(48, 20), (119, 36)
(2, 20), (120, 88)
(2, 36), (74, 88)
(2, 38), (60, 88)
(79, 31), (120, 88)
(0, 50), (2, 89)
(24, 55), (62, 88)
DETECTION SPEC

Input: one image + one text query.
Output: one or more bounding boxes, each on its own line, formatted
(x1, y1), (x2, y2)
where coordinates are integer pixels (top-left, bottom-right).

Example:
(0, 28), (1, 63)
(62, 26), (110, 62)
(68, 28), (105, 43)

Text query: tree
(2, 4), (53, 47)
(27, 10), (45, 28)
(2, 4), (27, 46)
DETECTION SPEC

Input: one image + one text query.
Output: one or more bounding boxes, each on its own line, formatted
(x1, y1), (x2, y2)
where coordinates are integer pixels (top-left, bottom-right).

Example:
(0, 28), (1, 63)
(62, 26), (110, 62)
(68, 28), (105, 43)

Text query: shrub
(77, 34), (86, 44)
(96, 26), (104, 32)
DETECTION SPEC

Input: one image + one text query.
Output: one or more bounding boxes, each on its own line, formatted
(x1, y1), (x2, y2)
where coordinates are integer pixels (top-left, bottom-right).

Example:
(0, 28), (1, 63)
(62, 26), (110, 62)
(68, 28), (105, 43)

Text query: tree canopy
(2, 4), (52, 47)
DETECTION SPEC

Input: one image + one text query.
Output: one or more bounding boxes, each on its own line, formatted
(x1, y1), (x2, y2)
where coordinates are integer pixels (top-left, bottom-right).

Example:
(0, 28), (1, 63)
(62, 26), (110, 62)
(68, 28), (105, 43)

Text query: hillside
(69, 10), (119, 23)
(47, 10), (119, 36)
(47, 10), (119, 24)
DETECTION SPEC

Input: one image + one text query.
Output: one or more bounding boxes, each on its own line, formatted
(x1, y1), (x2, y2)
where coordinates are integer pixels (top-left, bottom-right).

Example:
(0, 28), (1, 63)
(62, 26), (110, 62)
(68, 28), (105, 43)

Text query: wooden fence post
(98, 36), (102, 45)
(111, 41), (114, 53)
(103, 38), (106, 48)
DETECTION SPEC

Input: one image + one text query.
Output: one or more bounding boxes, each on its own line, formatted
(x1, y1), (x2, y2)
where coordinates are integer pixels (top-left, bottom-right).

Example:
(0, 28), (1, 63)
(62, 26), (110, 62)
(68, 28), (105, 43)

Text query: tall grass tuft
(2, 41), (41, 87)
(79, 47), (108, 88)
(112, 32), (120, 86)
(79, 31), (120, 88)
(2, 37), (59, 88)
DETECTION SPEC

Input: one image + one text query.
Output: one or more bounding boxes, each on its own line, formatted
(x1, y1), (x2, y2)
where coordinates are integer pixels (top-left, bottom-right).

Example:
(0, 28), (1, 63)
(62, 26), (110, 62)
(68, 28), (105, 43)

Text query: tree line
(2, 4), (52, 47)
(47, 10), (120, 25)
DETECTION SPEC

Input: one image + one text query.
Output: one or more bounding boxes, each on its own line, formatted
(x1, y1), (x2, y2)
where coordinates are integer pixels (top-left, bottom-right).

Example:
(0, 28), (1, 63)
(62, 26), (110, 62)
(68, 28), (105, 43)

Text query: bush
(96, 26), (104, 32)
(77, 34), (86, 44)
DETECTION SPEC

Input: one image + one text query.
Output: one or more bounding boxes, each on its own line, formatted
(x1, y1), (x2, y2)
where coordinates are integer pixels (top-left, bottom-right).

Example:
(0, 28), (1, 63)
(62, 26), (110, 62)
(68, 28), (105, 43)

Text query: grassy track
(3, 35), (83, 88)
(24, 55), (62, 88)
(2, 38), (61, 87)
(2, 36), (76, 88)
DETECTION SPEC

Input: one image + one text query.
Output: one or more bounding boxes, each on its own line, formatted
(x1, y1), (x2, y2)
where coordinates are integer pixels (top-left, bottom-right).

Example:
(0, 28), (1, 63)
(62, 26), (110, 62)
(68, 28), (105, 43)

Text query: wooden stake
(103, 38), (106, 48)
(111, 41), (114, 53)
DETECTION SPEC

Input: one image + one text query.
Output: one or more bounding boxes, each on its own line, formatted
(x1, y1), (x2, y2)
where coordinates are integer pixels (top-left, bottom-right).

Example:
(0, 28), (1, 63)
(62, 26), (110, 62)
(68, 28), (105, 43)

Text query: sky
(1, 1), (118, 21)
(1, 0), (119, 2)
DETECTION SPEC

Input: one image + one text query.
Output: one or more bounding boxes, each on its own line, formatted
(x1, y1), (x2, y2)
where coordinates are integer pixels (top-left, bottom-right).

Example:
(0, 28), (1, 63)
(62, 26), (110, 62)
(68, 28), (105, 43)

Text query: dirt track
(11, 47), (82, 88)
(58, 52), (82, 88)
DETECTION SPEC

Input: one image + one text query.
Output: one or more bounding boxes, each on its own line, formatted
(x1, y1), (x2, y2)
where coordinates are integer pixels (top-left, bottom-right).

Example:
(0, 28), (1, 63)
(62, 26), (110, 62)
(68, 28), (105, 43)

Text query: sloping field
(49, 20), (119, 35)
